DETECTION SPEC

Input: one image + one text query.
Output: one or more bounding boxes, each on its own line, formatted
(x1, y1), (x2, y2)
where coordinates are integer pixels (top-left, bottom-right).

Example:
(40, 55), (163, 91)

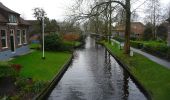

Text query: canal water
(48, 36), (147, 100)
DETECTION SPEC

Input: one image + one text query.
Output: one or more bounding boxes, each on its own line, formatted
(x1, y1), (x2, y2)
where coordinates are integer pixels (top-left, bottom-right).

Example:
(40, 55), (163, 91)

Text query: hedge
(130, 41), (144, 49)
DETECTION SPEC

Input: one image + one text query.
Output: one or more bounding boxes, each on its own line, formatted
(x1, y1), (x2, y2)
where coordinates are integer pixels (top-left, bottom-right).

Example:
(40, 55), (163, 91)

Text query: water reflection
(48, 36), (147, 100)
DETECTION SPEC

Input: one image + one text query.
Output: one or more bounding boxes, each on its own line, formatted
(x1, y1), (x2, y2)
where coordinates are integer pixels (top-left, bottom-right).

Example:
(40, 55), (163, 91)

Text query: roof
(26, 20), (37, 25)
(0, 13), (7, 22)
(131, 22), (144, 26)
(113, 22), (144, 32)
(0, 2), (19, 15)
(19, 17), (30, 25)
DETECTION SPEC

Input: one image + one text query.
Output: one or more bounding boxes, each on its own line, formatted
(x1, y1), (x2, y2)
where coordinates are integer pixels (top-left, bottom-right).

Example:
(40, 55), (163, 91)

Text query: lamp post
(167, 25), (170, 47)
(42, 15), (45, 59)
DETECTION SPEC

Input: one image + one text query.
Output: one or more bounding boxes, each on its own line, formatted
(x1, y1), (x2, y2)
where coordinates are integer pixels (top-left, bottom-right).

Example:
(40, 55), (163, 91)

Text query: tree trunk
(109, 0), (112, 43)
(124, 0), (131, 54)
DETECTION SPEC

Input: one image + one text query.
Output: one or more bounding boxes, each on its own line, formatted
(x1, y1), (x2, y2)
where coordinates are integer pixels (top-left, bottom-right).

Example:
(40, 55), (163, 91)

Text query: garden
(0, 33), (85, 99)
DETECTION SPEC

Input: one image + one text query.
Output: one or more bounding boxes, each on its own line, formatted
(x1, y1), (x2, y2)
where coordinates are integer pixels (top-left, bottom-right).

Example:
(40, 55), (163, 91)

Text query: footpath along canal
(48, 36), (147, 100)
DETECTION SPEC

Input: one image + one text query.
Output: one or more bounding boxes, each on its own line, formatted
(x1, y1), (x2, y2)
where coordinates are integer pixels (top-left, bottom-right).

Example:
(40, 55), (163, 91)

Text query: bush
(44, 33), (75, 51)
(113, 37), (124, 42)
(0, 62), (16, 78)
(143, 43), (169, 59)
(63, 33), (80, 41)
(130, 41), (143, 49)
(44, 34), (63, 51)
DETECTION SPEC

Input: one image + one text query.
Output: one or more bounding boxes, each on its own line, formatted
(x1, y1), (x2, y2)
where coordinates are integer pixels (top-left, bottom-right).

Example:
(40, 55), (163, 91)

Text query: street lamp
(42, 15), (45, 59)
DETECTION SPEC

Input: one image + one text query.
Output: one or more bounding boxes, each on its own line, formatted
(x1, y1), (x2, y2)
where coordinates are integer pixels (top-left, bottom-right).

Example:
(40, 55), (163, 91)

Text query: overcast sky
(0, 0), (169, 21)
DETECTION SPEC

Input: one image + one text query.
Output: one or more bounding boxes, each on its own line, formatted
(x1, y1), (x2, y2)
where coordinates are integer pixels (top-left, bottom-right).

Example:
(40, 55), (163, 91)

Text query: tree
(66, 0), (131, 54)
(143, 23), (153, 40)
(157, 24), (168, 40)
(33, 8), (46, 34)
(144, 0), (161, 39)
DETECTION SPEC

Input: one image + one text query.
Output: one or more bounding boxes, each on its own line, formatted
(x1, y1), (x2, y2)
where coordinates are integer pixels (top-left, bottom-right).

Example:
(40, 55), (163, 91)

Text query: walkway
(111, 39), (170, 69)
(131, 47), (170, 69)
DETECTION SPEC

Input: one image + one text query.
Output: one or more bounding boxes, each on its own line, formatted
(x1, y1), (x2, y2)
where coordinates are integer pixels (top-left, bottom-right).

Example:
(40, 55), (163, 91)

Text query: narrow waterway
(48, 36), (147, 100)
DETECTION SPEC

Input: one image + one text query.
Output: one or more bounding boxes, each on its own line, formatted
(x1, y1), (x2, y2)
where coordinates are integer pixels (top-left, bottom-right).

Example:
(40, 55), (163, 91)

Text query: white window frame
(17, 29), (22, 45)
(1, 29), (8, 49)
(22, 29), (27, 44)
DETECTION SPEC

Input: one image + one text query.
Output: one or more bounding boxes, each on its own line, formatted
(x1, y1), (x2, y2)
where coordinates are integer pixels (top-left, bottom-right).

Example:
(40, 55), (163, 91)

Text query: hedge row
(143, 43), (170, 60)
(130, 41), (143, 49)
(130, 41), (170, 61)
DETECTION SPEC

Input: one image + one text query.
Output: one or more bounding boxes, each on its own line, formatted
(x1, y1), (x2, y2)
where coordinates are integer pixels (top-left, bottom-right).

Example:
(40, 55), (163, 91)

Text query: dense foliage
(44, 33), (63, 51)
(143, 23), (153, 40)
(0, 62), (16, 77)
(44, 33), (84, 51)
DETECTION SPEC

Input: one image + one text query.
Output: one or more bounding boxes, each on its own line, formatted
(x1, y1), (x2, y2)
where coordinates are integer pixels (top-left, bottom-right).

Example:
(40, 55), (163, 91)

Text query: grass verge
(103, 41), (170, 100)
(10, 50), (71, 81)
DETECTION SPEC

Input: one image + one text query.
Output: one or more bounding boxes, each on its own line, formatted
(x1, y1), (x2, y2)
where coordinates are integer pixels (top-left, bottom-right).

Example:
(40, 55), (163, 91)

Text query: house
(113, 22), (144, 39)
(0, 2), (30, 60)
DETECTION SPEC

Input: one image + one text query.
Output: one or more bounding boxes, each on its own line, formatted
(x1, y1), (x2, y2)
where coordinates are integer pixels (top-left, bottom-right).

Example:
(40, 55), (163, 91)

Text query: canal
(48, 36), (147, 100)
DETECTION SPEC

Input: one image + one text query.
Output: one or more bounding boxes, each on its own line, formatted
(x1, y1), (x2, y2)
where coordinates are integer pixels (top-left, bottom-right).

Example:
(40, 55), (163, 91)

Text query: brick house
(113, 22), (144, 39)
(0, 2), (30, 60)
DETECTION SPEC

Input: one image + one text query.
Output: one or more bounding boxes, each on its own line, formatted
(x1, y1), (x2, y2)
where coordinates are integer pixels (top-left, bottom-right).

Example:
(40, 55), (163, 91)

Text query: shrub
(143, 43), (169, 59)
(130, 41), (143, 49)
(44, 33), (63, 51)
(113, 37), (124, 42)
(11, 64), (22, 72)
(0, 62), (16, 78)
(44, 33), (74, 51)
(63, 33), (80, 41)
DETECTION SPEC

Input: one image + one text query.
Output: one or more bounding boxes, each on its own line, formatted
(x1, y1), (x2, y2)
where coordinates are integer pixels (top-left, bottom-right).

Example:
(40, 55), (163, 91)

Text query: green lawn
(29, 43), (41, 49)
(103, 42), (170, 100)
(63, 40), (81, 47)
(10, 50), (71, 81)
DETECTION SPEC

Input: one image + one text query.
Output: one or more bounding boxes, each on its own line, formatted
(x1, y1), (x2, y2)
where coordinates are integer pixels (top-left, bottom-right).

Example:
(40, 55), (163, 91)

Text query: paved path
(131, 47), (170, 69)
(111, 39), (170, 69)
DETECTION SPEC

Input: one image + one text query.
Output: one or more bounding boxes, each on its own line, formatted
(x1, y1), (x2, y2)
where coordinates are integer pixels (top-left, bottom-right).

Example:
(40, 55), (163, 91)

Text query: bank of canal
(48, 36), (147, 100)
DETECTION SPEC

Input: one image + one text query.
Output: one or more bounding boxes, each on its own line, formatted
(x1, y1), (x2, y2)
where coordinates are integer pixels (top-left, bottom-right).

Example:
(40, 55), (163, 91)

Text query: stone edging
(33, 54), (73, 100)
(101, 43), (152, 100)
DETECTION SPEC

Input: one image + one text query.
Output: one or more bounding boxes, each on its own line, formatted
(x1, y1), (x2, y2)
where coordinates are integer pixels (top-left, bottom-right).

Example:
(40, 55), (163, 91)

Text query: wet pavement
(48, 36), (147, 100)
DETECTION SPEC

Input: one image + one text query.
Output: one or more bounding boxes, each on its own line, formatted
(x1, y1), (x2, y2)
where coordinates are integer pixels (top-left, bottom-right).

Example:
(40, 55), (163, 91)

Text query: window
(17, 30), (21, 45)
(1, 30), (7, 48)
(9, 15), (17, 23)
(22, 30), (27, 44)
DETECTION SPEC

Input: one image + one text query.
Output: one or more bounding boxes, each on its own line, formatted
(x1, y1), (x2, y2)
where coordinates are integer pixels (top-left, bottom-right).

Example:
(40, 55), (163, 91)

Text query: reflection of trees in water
(122, 65), (129, 100)
(104, 48), (130, 100)
(104, 49), (111, 71)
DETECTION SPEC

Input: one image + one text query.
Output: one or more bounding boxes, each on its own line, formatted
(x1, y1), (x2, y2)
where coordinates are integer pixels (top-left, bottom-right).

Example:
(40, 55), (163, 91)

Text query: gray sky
(0, 0), (169, 21)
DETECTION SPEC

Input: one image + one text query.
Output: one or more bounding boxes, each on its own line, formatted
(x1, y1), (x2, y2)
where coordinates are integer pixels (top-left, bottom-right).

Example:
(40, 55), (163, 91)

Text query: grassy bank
(103, 41), (170, 100)
(10, 50), (71, 81)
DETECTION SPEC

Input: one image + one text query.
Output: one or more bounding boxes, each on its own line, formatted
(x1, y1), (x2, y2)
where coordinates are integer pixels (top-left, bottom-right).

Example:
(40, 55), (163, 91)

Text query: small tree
(33, 8), (46, 31)
(143, 23), (153, 40)
(157, 24), (168, 40)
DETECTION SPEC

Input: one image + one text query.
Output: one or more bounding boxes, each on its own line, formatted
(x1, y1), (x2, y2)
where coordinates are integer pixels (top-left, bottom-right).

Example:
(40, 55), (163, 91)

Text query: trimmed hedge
(143, 43), (170, 60)
(113, 37), (124, 42)
(130, 40), (170, 61)
(130, 41), (143, 49)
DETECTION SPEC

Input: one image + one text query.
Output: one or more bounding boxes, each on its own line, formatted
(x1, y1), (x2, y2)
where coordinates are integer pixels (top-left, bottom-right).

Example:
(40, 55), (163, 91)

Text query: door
(10, 29), (15, 52)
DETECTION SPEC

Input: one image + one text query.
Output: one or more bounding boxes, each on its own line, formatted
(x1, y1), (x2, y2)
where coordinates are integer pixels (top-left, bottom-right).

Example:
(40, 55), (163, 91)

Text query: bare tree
(33, 8), (46, 34)
(144, 0), (161, 39)
(67, 0), (131, 54)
